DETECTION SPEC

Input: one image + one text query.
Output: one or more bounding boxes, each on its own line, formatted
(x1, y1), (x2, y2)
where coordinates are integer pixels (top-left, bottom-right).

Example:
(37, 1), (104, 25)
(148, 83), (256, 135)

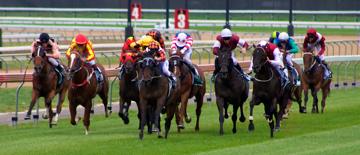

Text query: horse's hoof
(24, 115), (31, 120)
(195, 127), (199, 132)
(274, 127), (280, 132)
(49, 124), (52, 128)
(248, 124), (255, 132)
(282, 113), (289, 119)
(139, 133), (144, 140)
(90, 110), (94, 114)
(185, 116), (192, 123)
(161, 107), (166, 114)
(224, 114), (229, 119)
(300, 107), (307, 113)
(239, 116), (246, 122)
(219, 131), (224, 136)
(123, 117), (129, 124)
(311, 108), (316, 113)
(232, 128), (237, 134)
(177, 125), (185, 130)
(42, 113), (48, 119)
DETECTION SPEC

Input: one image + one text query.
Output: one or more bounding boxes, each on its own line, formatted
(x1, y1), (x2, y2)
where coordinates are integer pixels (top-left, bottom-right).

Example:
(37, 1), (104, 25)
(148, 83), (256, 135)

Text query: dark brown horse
(214, 47), (249, 135)
(302, 52), (331, 113)
(67, 51), (109, 135)
(118, 52), (140, 124)
(26, 46), (69, 128)
(168, 52), (206, 132)
(248, 47), (292, 137)
(137, 54), (169, 140)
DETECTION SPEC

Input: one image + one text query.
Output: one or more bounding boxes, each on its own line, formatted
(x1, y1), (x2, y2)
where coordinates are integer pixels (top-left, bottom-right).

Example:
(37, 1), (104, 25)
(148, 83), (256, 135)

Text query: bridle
(252, 47), (274, 83)
(69, 53), (94, 88)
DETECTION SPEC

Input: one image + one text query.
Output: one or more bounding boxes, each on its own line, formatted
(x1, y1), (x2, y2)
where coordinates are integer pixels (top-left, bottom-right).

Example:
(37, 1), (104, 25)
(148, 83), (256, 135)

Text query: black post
(166, 0), (170, 29)
(224, 0), (231, 29)
(185, 0), (188, 9)
(287, 0), (294, 36)
(125, 0), (133, 40)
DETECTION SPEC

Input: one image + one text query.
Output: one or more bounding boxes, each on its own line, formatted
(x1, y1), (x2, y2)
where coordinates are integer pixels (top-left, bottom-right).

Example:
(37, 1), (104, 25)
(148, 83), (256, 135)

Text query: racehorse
(118, 52), (140, 125)
(25, 46), (69, 128)
(67, 51), (109, 135)
(214, 47), (249, 135)
(168, 51), (206, 132)
(302, 51), (331, 113)
(137, 52), (170, 140)
(282, 53), (306, 116)
(248, 47), (292, 137)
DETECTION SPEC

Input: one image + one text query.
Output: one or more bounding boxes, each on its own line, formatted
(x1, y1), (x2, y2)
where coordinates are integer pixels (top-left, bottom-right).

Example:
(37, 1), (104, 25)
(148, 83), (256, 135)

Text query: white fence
(1, 17), (359, 29)
(0, 7), (359, 15)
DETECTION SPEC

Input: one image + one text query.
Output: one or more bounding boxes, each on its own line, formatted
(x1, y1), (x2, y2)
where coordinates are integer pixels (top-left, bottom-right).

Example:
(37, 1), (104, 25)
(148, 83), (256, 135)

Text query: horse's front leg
(25, 90), (39, 120)
(154, 97), (166, 138)
(216, 96), (225, 135)
(139, 99), (147, 140)
(303, 83), (309, 113)
(248, 95), (259, 132)
(46, 90), (56, 128)
(83, 102), (91, 135)
(311, 87), (320, 113)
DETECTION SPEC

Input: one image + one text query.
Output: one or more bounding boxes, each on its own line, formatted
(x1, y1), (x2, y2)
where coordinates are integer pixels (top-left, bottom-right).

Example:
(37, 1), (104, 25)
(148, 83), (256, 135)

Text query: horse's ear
(252, 44), (256, 49)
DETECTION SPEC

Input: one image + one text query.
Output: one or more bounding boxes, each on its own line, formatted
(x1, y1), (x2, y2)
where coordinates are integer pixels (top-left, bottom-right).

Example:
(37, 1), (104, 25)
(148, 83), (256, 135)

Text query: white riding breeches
(285, 53), (294, 66)
(161, 60), (171, 77)
(48, 57), (59, 66)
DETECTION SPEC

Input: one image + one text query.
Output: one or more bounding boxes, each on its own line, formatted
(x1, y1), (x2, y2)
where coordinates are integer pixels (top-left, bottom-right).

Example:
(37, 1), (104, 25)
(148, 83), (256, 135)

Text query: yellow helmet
(139, 36), (155, 47)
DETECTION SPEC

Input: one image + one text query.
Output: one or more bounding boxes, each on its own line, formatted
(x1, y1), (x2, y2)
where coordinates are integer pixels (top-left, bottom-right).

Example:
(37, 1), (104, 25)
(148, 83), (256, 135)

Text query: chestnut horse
(26, 46), (69, 128)
(214, 47), (249, 135)
(282, 53), (306, 117)
(137, 53), (170, 140)
(68, 52), (109, 135)
(168, 52), (206, 132)
(248, 47), (292, 137)
(302, 52), (331, 113)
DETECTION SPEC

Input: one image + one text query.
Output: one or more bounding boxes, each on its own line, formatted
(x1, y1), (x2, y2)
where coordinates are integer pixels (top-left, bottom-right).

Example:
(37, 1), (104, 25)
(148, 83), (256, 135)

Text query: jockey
(146, 29), (165, 49)
(303, 28), (332, 79)
(66, 34), (103, 83)
(274, 32), (300, 85)
(249, 40), (291, 90)
(130, 35), (156, 52)
(119, 36), (139, 79)
(212, 28), (250, 81)
(170, 32), (202, 85)
(31, 33), (65, 77)
(145, 41), (176, 88)
(269, 31), (280, 44)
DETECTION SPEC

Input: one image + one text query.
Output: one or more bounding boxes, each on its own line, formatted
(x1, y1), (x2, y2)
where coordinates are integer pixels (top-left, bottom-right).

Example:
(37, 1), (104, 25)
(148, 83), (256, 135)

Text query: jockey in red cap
(66, 34), (103, 82)
(303, 28), (332, 79)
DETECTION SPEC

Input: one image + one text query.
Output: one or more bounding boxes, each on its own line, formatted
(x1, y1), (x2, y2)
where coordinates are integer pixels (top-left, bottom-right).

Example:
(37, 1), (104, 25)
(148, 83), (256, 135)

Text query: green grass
(0, 88), (360, 154)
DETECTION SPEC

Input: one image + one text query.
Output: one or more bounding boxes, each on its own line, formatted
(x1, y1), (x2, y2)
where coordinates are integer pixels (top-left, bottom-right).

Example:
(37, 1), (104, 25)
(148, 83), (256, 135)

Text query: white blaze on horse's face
(70, 53), (76, 69)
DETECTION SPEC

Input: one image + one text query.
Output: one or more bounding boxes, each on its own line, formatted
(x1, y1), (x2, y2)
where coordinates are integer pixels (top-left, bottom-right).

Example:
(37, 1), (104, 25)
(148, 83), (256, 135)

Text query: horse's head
(303, 51), (315, 74)
(68, 51), (85, 79)
(252, 47), (268, 73)
(217, 47), (232, 78)
(169, 50), (184, 77)
(121, 52), (138, 74)
(32, 46), (47, 73)
(139, 54), (158, 83)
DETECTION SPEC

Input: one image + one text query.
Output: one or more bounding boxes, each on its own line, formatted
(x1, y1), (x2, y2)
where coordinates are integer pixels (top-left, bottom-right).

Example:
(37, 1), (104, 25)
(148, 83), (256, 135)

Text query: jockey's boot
(118, 64), (125, 80)
(169, 73), (177, 89)
(235, 63), (251, 81)
(185, 61), (203, 85)
(211, 58), (220, 82)
(322, 60), (332, 79)
(276, 67), (291, 90)
(92, 65), (104, 83)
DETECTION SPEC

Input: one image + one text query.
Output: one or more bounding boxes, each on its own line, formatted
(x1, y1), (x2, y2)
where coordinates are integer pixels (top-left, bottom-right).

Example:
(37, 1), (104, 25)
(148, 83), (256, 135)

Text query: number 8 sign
(174, 9), (189, 29)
